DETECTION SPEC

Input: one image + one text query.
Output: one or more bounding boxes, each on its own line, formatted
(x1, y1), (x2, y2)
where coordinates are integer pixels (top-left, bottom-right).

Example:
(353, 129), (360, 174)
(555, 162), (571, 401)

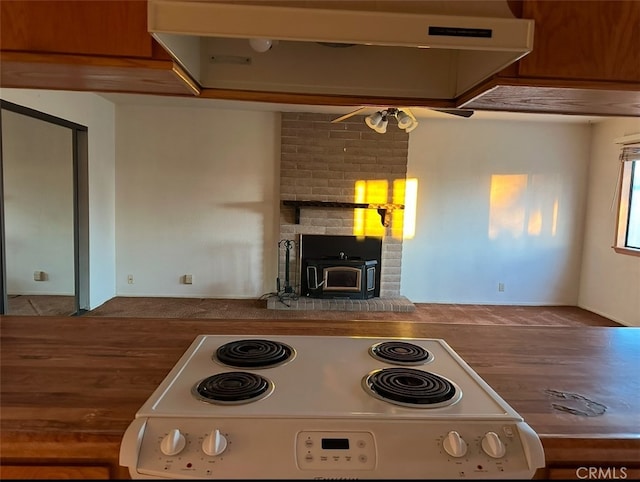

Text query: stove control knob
(481, 431), (506, 458)
(202, 429), (228, 456)
(160, 429), (186, 456)
(442, 431), (467, 458)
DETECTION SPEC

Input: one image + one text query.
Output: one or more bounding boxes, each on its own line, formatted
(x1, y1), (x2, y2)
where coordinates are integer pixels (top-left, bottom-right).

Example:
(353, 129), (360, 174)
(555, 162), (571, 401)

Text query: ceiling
(99, 92), (606, 124)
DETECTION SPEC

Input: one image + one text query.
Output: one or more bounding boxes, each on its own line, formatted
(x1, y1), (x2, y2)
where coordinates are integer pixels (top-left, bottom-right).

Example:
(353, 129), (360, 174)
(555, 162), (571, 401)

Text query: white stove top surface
(136, 335), (521, 420)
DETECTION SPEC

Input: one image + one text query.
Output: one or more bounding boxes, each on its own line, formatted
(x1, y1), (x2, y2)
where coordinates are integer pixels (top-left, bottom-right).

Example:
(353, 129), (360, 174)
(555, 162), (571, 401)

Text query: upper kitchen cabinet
(518, 0), (639, 83)
(0, 0), (199, 95)
(2, 0), (638, 115)
(461, 0), (640, 116)
(1, 0), (153, 58)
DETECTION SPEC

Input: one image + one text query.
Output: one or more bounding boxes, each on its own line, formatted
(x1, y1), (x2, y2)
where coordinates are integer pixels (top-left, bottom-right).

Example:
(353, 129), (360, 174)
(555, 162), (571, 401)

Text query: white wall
(2, 109), (74, 295)
(114, 104), (280, 298)
(579, 117), (640, 326)
(1, 89), (116, 309)
(402, 118), (592, 305)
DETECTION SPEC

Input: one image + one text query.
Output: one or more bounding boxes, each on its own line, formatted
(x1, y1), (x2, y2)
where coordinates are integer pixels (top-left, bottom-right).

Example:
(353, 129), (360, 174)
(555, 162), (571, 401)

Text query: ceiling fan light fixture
(365, 111), (383, 129)
(373, 117), (388, 134)
(396, 110), (413, 129)
(404, 120), (419, 133)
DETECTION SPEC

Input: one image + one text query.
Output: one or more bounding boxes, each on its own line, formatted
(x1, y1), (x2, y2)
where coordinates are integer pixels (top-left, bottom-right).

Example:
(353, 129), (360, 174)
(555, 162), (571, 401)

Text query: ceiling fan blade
(331, 106), (368, 123)
(433, 108), (475, 118)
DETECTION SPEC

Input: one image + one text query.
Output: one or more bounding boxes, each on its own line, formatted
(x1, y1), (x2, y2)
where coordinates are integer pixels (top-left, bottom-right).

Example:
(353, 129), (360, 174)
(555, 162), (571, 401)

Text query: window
(614, 138), (640, 256)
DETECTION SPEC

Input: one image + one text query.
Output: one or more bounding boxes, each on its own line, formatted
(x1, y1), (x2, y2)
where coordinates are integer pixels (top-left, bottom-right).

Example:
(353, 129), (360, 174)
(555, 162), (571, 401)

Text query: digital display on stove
(321, 438), (350, 450)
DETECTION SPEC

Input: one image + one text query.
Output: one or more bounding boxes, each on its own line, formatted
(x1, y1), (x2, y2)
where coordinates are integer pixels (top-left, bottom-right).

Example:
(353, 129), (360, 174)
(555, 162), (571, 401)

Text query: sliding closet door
(0, 100), (88, 316)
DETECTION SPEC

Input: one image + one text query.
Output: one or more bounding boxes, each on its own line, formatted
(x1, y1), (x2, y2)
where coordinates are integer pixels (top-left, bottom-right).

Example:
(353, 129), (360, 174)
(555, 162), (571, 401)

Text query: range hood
(148, 0), (534, 101)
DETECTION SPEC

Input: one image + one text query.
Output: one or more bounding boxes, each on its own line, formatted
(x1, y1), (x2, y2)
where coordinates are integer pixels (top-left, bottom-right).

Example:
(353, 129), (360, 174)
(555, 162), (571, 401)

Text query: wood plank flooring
(4, 295), (622, 327)
(78, 296), (621, 327)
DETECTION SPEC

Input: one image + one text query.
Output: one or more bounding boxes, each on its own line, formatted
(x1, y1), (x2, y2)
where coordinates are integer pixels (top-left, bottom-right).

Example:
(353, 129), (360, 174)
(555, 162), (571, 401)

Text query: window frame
(613, 134), (640, 258)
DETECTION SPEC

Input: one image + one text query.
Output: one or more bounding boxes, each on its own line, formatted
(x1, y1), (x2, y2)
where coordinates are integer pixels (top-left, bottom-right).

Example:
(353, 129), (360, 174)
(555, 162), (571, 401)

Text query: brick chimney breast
(278, 112), (409, 298)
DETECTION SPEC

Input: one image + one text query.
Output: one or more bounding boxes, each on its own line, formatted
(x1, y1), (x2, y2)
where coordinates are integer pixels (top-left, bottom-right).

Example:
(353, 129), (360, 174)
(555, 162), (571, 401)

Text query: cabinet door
(0, 0), (153, 58)
(0, 465), (111, 479)
(546, 466), (640, 480)
(519, 0), (640, 82)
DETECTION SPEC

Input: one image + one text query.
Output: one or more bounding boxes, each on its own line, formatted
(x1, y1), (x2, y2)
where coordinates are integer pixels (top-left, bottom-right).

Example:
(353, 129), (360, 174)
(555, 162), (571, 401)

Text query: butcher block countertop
(1, 316), (639, 480)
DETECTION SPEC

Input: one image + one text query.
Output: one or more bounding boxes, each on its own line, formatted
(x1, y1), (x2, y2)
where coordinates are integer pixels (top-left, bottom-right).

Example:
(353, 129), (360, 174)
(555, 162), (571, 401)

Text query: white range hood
(148, 0), (534, 100)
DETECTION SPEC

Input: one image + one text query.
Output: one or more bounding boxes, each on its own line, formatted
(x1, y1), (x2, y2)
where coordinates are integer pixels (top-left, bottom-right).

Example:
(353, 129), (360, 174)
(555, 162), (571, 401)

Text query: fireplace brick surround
(277, 112), (411, 308)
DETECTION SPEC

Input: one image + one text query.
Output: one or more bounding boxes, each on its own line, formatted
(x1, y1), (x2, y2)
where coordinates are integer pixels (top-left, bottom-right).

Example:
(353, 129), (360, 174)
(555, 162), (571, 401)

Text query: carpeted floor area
(73, 296), (622, 327)
(6, 294), (76, 316)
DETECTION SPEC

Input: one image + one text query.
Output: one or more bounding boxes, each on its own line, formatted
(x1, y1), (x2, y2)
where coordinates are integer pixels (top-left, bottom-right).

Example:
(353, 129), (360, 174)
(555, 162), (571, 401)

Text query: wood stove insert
(299, 235), (382, 299)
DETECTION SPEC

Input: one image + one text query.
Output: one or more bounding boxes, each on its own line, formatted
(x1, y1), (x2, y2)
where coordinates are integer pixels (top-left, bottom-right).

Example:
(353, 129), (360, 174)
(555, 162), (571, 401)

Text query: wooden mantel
(282, 200), (405, 227)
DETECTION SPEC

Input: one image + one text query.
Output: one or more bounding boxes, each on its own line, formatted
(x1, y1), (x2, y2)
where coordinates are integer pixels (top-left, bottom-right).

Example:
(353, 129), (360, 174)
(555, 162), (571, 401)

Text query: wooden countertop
(1, 316), (639, 478)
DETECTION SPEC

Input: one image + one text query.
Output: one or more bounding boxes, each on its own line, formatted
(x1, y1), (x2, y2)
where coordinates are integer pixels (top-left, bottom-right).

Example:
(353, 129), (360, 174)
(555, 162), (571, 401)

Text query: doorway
(0, 100), (89, 315)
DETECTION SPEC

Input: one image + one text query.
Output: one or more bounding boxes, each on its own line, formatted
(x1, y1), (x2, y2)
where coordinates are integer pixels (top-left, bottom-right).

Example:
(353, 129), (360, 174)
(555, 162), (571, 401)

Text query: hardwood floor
(4, 295), (621, 327)
(77, 296), (621, 327)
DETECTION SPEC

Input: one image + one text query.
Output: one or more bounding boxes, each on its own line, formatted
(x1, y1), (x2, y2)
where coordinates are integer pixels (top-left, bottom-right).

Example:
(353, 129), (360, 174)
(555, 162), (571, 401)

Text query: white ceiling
(99, 92), (605, 124)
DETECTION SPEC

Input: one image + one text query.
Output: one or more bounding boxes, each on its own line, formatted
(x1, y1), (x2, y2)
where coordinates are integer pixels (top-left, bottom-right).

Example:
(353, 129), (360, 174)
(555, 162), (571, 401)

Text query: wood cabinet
(0, 0), (637, 114)
(461, 0), (640, 116)
(0, 0), (198, 96)
(0, 431), (130, 480)
(517, 0), (639, 83)
(539, 437), (640, 479)
(1, 465), (111, 479)
(546, 467), (640, 480)
(1, 0), (154, 58)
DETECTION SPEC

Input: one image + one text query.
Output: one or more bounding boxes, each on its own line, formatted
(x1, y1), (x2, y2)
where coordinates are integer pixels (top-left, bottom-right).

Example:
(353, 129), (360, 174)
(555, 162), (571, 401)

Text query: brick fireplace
(276, 112), (410, 306)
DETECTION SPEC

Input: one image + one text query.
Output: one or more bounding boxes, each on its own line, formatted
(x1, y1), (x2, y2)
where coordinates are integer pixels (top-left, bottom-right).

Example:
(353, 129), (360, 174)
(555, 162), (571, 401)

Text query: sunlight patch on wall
(552, 199), (559, 237)
(353, 178), (417, 239)
(354, 180), (366, 236)
(529, 173), (560, 238)
(527, 208), (542, 236)
(392, 179), (406, 239)
(353, 180), (387, 237)
(398, 178), (418, 239)
(489, 174), (560, 240)
(489, 174), (527, 239)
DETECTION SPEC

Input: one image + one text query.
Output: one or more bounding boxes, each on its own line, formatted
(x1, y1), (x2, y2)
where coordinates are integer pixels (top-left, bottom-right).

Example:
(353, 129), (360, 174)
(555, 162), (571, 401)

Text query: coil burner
(192, 372), (274, 405)
(215, 339), (295, 369)
(362, 367), (461, 408)
(369, 340), (434, 366)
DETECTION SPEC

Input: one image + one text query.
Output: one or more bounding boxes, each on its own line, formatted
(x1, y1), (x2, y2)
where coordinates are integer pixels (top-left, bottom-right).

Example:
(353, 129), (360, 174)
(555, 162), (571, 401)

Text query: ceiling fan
(331, 106), (474, 134)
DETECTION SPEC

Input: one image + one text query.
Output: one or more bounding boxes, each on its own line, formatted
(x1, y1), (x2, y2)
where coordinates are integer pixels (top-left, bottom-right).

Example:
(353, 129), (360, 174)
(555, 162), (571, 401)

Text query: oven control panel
(295, 431), (376, 470)
(121, 417), (544, 479)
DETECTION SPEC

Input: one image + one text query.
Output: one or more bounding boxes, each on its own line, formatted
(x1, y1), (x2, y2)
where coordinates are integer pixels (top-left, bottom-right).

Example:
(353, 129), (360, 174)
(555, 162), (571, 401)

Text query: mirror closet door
(1, 100), (88, 316)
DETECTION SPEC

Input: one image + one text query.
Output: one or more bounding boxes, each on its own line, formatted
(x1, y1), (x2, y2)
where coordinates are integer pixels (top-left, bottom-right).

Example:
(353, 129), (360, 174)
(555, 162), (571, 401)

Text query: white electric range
(119, 335), (545, 479)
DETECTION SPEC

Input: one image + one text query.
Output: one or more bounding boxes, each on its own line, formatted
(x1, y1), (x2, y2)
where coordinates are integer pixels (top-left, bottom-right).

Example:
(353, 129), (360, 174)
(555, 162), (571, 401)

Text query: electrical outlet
(127, 274), (134, 284)
(184, 274), (193, 285)
(498, 282), (505, 292)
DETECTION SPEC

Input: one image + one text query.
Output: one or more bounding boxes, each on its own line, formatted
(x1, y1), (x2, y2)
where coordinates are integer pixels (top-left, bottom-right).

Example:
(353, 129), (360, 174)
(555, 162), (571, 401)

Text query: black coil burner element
(215, 339), (295, 369)
(192, 372), (274, 405)
(362, 368), (461, 408)
(369, 341), (434, 366)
